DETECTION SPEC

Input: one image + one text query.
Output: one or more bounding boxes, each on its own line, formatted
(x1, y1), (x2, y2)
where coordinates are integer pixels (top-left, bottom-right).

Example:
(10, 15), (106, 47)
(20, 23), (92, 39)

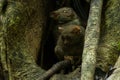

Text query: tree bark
(106, 56), (120, 80)
(96, 0), (120, 72)
(0, 0), (49, 80)
(81, 0), (103, 80)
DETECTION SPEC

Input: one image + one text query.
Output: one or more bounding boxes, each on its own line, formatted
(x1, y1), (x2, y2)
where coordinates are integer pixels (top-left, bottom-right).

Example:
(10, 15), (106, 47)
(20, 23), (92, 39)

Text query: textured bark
(106, 0), (120, 77)
(97, 0), (120, 79)
(0, 0), (48, 80)
(39, 60), (71, 80)
(50, 67), (81, 80)
(0, 0), (7, 13)
(96, 0), (120, 72)
(106, 57), (120, 80)
(81, 0), (103, 80)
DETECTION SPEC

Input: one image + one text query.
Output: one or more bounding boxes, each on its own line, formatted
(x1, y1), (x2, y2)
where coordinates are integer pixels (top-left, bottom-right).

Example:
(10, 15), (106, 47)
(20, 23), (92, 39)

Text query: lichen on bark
(0, 0), (46, 80)
(96, 0), (120, 72)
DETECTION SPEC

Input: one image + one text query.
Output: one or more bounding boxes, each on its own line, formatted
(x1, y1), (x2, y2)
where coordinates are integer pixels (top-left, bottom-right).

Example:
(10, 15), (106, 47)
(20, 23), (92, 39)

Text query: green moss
(96, 0), (120, 72)
(116, 42), (120, 51)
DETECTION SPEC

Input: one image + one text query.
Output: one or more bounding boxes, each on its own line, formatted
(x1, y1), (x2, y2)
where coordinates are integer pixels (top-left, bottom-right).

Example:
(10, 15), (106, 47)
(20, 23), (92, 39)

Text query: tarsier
(50, 7), (85, 65)
(55, 24), (85, 65)
(50, 7), (80, 24)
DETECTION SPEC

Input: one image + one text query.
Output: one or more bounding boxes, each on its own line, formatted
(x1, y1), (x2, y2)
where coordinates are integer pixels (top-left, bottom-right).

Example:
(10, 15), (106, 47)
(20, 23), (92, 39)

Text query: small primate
(50, 7), (86, 41)
(50, 7), (83, 25)
(54, 0), (90, 23)
(55, 24), (85, 65)
(39, 25), (85, 79)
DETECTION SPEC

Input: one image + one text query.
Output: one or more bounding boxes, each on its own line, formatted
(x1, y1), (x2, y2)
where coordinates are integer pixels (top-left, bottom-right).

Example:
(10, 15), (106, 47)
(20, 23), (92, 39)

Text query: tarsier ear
(58, 27), (64, 33)
(71, 26), (81, 34)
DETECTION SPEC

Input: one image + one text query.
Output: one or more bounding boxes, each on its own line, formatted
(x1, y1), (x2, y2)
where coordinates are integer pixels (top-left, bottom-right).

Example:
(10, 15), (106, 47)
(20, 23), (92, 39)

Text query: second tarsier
(55, 24), (85, 65)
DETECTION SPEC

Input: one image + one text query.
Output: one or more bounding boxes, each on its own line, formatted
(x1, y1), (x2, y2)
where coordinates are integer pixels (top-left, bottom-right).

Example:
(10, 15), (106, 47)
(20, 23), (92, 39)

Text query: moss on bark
(0, 0), (120, 80)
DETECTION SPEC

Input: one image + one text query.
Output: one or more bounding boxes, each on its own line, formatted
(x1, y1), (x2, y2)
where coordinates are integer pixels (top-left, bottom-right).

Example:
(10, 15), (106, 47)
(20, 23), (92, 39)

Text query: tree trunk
(106, 56), (120, 80)
(81, 0), (103, 79)
(0, 0), (50, 80)
(96, 0), (120, 72)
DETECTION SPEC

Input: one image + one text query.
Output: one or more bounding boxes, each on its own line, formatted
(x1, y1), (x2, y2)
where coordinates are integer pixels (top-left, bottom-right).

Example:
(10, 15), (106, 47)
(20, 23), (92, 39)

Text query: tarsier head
(50, 7), (78, 23)
(59, 25), (85, 46)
